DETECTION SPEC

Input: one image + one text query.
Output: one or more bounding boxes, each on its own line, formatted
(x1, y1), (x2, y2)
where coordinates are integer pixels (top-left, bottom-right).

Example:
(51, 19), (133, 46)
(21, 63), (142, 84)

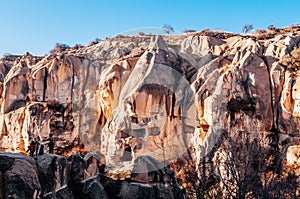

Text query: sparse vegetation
(175, 130), (299, 199)
(163, 24), (175, 34)
(72, 44), (84, 50)
(242, 24), (253, 34)
(50, 43), (70, 54)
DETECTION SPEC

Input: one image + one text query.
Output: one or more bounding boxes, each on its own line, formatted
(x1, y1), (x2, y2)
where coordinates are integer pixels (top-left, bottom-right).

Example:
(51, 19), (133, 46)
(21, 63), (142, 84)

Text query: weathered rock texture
(0, 153), (182, 199)
(1, 27), (300, 182)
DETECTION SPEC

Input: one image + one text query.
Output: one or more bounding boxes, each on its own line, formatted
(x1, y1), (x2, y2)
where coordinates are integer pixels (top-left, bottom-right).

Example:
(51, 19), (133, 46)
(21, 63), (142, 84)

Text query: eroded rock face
(98, 36), (198, 171)
(0, 29), (300, 176)
(0, 152), (104, 199)
(97, 31), (300, 172)
(0, 153), (182, 199)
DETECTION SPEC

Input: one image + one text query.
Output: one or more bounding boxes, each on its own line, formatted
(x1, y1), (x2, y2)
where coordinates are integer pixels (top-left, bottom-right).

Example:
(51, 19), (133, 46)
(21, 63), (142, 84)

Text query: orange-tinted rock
(0, 29), (300, 176)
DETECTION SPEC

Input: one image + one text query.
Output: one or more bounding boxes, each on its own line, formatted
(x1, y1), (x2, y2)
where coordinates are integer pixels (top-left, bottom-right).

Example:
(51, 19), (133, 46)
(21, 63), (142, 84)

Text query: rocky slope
(0, 27), (300, 197)
(0, 152), (183, 199)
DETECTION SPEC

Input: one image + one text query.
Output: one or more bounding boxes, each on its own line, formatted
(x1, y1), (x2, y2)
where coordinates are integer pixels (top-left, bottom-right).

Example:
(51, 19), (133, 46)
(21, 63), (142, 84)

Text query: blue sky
(0, 0), (299, 56)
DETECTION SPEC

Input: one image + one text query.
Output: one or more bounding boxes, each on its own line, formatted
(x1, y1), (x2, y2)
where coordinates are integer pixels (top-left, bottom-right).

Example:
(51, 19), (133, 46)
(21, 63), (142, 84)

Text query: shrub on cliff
(50, 43), (70, 54)
(163, 24), (175, 34)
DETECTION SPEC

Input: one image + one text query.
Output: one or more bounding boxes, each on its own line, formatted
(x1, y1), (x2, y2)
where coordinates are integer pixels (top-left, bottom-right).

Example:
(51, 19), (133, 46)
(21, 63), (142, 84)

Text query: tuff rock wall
(0, 28), (300, 175)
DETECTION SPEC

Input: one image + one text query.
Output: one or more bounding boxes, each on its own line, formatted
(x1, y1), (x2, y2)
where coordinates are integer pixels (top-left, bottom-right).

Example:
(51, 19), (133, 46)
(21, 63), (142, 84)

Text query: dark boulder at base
(0, 153), (184, 199)
(41, 186), (74, 199)
(36, 154), (71, 198)
(68, 154), (108, 199)
(4, 158), (41, 199)
(119, 182), (184, 199)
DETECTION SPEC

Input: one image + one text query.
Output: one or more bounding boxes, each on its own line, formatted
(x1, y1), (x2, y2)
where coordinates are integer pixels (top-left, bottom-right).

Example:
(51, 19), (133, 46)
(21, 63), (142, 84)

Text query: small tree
(179, 150), (222, 199)
(163, 24), (175, 34)
(215, 131), (263, 199)
(242, 24), (253, 34)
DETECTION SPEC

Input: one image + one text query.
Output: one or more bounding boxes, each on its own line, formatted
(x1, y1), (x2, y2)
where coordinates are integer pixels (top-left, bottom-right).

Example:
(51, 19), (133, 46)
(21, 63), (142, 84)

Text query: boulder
(4, 158), (41, 199)
(36, 154), (70, 197)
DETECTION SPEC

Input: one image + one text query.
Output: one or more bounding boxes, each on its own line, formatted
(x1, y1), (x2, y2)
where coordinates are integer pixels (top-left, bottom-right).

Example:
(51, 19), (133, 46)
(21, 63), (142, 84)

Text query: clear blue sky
(0, 0), (299, 56)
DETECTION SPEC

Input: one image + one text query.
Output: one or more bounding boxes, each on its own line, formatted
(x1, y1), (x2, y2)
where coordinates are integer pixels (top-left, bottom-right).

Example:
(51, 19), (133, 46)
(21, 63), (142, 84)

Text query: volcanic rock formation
(0, 152), (183, 199)
(0, 27), (300, 184)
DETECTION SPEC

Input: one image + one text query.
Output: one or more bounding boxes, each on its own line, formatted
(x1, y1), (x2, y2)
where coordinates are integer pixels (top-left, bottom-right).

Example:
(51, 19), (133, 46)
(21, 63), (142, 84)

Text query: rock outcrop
(0, 153), (41, 198)
(0, 153), (182, 199)
(1, 26), (300, 196)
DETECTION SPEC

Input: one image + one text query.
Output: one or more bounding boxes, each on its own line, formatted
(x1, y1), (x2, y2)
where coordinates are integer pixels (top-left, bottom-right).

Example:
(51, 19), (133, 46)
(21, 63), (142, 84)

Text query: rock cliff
(1, 27), (300, 197)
